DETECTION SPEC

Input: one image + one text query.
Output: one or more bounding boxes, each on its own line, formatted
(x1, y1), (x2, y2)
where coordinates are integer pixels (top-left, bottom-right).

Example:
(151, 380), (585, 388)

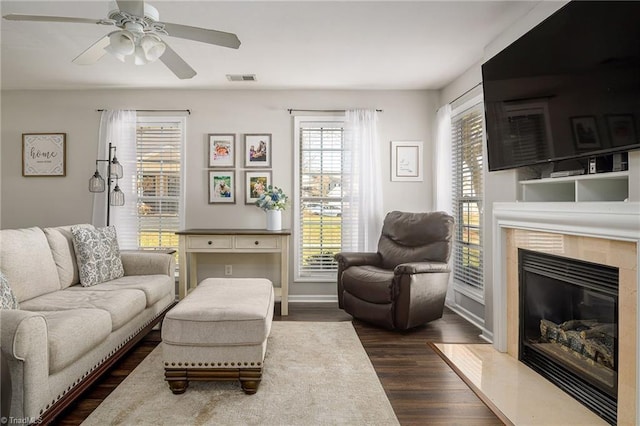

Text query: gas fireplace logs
(539, 319), (615, 369)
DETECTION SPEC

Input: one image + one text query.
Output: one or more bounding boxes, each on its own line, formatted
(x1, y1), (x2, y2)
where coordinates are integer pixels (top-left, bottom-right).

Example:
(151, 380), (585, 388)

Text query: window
(135, 117), (184, 257)
(294, 117), (346, 281)
(451, 95), (484, 294)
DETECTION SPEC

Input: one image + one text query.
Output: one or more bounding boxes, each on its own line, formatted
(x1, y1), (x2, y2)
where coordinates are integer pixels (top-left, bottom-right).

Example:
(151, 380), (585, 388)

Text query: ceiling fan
(3, 0), (241, 79)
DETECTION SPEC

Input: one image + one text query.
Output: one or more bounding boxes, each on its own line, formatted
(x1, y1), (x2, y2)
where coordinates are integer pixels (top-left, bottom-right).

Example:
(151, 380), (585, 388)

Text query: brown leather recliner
(335, 211), (454, 330)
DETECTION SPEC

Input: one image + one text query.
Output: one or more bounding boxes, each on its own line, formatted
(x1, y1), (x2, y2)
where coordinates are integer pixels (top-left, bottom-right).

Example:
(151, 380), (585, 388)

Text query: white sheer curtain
(342, 109), (384, 252)
(434, 104), (452, 214)
(93, 110), (138, 249)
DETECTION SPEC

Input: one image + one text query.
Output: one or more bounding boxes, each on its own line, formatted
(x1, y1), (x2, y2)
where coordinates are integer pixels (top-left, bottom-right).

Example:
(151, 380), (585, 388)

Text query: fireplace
(492, 202), (639, 424)
(519, 249), (618, 424)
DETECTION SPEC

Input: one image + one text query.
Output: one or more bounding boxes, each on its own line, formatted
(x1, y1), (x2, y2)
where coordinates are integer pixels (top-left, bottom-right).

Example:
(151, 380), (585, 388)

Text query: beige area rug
(82, 322), (399, 426)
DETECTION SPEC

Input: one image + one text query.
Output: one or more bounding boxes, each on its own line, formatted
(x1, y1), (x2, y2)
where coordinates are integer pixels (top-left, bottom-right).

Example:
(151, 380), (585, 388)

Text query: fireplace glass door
(519, 249), (618, 424)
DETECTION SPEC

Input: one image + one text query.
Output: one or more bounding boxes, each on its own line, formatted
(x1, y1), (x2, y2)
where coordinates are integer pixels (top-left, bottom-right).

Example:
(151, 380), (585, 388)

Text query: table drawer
(187, 235), (233, 249)
(235, 235), (280, 249)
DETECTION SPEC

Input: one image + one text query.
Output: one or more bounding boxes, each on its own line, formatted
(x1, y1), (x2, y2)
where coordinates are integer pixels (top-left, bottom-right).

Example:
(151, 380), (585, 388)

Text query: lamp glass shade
(139, 35), (166, 62)
(110, 158), (124, 179)
(105, 30), (135, 62)
(89, 171), (106, 193)
(110, 185), (125, 206)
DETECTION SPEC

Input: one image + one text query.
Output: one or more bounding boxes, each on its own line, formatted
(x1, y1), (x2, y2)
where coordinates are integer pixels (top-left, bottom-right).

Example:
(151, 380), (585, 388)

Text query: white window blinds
(451, 96), (484, 291)
(136, 119), (183, 253)
(294, 117), (346, 280)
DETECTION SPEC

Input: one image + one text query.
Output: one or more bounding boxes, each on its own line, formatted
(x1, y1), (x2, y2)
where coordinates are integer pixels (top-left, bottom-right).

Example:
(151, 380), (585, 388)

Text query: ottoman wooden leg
(165, 368), (189, 394)
(239, 368), (263, 395)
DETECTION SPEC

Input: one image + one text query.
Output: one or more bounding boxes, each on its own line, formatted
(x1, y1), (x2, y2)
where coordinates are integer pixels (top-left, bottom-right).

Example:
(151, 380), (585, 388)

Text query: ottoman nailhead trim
(198, 363), (202, 366)
(205, 363), (209, 366)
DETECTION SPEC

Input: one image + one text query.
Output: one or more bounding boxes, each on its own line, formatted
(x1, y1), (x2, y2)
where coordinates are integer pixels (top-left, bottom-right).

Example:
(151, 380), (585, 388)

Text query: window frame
(293, 115), (345, 282)
(135, 115), (186, 254)
(450, 94), (485, 302)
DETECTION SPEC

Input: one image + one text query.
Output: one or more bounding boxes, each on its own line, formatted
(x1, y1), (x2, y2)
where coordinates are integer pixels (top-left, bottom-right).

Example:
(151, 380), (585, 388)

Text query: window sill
(453, 281), (485, 304)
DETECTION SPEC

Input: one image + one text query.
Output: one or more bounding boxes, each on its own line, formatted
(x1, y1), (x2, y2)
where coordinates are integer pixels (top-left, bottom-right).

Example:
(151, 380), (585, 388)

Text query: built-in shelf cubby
(519, 171), (629, 202)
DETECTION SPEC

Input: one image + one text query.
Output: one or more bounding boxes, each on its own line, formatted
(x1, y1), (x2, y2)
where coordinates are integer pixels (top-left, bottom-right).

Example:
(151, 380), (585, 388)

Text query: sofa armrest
(334, 252), (381, 268)
(394, 262), (450, 275)
(120, 251), (176, 277)
(1, 310), (50, 419)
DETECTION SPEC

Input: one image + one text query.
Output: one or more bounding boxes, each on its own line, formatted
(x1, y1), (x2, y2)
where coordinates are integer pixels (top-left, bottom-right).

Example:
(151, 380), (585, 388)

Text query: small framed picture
(245, 171), (271, 204)
(244, 134), (272, 168)
(208, 170), (236, 204)
(22, 133), (66, 176)
(208, 134), (235, 168)
(570, 116), (601, 150)
(391, 141), (423, 181)
(606, 114), (637, 147)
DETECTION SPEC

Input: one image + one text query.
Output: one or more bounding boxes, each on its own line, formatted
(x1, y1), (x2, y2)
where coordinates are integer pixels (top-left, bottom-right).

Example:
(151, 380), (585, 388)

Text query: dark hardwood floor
(55, 304), (502, 425)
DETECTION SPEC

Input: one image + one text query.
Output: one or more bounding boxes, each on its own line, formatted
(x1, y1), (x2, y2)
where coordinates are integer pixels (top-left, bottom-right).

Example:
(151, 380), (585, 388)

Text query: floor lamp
(88, 142), (125, 226)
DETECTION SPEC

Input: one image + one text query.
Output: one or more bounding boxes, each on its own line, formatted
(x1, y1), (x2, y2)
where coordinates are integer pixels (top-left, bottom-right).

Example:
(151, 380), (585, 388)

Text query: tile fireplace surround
(492, 202), (640, 424)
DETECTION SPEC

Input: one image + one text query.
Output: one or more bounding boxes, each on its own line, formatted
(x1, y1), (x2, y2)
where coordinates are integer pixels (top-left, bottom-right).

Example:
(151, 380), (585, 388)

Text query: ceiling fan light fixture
(105, 30), (135, 62)
(139, 34), (166, 62)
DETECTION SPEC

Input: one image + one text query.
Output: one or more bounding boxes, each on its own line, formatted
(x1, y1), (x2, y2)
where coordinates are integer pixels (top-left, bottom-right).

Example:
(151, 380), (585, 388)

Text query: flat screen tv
(482, 0), (640, 172)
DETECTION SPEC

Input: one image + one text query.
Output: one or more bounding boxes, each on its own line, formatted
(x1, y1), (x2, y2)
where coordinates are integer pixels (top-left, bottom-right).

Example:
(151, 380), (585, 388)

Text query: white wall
(1, 88), (438, 297)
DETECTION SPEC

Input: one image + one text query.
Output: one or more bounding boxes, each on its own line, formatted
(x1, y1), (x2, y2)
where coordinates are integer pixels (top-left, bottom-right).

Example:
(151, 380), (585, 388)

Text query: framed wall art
(22, 133), (66, 177)
(245, 170), (271, 204)
(570, 116), (601, 150)
(208, 134), (235, 168)
(208, 170), (236, 204)
(606, 114), (637, 147)
(391, 141), (423, 181)
(244, 134), (271, 168)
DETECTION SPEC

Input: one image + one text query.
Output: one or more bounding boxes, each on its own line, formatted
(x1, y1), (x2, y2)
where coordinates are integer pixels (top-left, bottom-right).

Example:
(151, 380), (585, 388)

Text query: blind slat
(136, 121), (182, 257)
(451, 99), (485, 290)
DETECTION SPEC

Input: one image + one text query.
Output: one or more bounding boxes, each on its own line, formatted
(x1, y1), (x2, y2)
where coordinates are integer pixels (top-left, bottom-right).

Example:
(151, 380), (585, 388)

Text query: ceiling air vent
(226, 74), (257, 82)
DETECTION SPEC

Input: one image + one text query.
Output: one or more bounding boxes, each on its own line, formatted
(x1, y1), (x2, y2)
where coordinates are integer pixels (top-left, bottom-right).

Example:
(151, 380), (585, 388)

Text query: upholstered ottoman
(161, 278), (274, 395)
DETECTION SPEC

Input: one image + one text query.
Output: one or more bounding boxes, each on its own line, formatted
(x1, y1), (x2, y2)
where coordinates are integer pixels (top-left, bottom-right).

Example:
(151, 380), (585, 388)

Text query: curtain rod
(449, 82), (483, 105)
(96, 109), (191, 115)
(288, 108), (383, 114)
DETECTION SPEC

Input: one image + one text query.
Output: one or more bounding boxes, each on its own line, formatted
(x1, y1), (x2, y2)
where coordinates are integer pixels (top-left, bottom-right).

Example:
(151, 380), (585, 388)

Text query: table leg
(280, 236), (289, 316)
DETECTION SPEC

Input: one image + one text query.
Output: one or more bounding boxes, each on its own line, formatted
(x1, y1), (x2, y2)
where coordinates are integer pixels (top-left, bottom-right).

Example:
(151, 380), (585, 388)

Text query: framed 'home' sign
(22, 133), (66, 177)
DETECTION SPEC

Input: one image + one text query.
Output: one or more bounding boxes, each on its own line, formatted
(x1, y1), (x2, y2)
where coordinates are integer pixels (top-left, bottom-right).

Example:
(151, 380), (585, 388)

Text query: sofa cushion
(19, 288), (146, 331)
(67, 274), (173, 307)
(0, 271), (19, 309)
(71, 225), (124, 287)
(44, 225), (91, 289)
(0, 227), (61, 302)
(40, 308), (112, 373)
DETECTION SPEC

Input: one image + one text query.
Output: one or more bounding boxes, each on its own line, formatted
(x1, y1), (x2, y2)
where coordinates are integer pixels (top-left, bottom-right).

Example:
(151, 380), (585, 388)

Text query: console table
(176, 229), (291, 315)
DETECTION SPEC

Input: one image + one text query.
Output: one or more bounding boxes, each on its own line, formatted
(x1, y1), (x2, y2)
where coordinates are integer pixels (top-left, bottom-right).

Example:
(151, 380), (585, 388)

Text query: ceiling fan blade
(116, 0), (145, 17)
(161, 22), (241, 49)
(160, 43), (197, 80)
(72, 36), (110, 65)
(3, 14), (107, 25)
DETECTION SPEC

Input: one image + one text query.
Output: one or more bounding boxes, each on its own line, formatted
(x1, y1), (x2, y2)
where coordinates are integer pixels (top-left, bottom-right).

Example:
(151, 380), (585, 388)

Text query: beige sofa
(0, 225), (176, 424)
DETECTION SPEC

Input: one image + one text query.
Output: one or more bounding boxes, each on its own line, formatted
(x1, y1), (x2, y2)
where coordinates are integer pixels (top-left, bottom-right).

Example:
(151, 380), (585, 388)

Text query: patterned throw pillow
(71, 225), (125, 287)
(0, 271), (19, 309)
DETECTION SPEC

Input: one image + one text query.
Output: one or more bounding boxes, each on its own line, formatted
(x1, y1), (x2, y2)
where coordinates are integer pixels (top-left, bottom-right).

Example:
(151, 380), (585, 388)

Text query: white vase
(266, 209), (282, 231)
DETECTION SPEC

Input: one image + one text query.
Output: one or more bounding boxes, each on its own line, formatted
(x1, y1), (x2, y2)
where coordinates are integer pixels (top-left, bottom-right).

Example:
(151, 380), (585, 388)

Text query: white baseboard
(445, 301), (493, 343)
(287, 294), (338, 304)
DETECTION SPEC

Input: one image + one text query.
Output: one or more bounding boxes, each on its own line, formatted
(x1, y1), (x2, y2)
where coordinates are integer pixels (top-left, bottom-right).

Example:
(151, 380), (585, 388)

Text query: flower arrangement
(255, 185), (289, 211)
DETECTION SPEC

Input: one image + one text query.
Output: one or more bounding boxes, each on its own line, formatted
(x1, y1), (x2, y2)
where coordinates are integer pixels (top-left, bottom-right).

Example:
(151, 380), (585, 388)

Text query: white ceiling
(0, 1), (539, 91)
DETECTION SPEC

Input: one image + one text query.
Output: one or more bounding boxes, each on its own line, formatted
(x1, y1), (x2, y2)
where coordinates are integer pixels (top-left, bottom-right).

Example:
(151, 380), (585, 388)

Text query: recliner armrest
(394, 262), (450, 275)
(334, 252), (381, 268)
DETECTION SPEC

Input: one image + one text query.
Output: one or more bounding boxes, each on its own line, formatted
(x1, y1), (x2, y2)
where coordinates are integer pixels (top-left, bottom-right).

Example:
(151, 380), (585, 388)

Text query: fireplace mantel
(492, 201), (640, 423)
